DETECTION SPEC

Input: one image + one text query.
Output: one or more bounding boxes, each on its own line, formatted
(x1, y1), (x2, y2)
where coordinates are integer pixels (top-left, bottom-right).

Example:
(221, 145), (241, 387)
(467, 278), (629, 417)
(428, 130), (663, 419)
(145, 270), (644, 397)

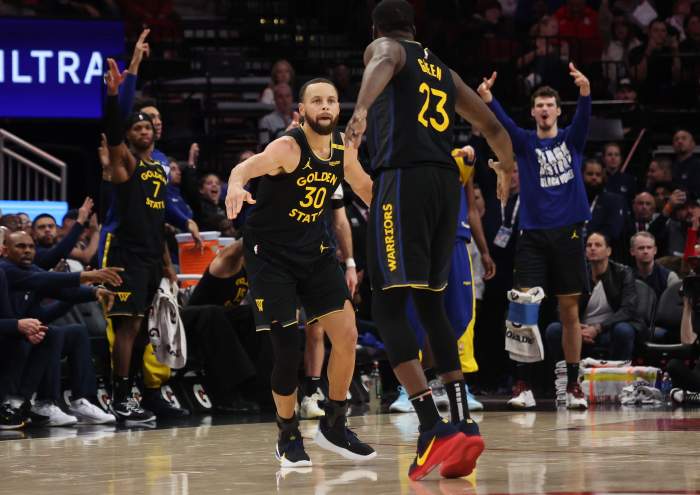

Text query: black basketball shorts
(101, 233), (162, 318)
(514, 223), (589, 296)
(367, 165), (461, 291)
(243, 235), (350, 332)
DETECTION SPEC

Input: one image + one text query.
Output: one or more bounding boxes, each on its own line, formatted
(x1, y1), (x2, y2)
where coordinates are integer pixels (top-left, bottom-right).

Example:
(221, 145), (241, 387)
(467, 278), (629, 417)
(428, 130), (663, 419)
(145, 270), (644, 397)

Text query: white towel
(148, 278), (187, 369)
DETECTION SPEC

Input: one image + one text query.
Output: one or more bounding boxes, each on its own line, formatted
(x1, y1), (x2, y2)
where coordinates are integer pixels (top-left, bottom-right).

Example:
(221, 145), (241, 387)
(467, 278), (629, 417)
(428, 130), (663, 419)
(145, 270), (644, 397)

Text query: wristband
(345, 257), (356, 269)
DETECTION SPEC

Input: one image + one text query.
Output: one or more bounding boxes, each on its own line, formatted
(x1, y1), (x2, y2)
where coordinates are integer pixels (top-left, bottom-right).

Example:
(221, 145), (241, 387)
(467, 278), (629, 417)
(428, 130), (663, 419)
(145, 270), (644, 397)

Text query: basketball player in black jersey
(345, 0), (516, 481)
(226, 79), (374, 467)
(103, 58), (178, 422)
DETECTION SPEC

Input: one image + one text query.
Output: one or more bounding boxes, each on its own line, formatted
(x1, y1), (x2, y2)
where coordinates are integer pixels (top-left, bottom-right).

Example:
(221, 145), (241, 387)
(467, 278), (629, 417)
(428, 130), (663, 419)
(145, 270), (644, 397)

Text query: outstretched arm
(342, 136), (372, 206)
(466, 178), (495, 280)
(567, 63), (592, 153)
(104, 58), (137, 184)
(208, 239), (244, 279)
(119, 28), (150, 119)
(453, 70), (515, 203)
(345, 38), (406, 148)
(225, 136), (300, 218)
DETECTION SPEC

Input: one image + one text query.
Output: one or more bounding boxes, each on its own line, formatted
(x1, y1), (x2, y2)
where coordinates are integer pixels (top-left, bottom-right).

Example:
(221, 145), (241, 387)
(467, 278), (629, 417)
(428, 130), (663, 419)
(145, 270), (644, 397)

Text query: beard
(304, 114), (338, 135)
(585, 182), (604, 202)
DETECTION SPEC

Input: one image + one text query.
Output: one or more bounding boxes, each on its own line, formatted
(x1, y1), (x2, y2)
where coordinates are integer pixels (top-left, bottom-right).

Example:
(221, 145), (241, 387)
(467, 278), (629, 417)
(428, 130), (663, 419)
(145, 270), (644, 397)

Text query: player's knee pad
(372, 288), (421, 368)
(505, 287), (545, 363)
(269, 323), (302, 396)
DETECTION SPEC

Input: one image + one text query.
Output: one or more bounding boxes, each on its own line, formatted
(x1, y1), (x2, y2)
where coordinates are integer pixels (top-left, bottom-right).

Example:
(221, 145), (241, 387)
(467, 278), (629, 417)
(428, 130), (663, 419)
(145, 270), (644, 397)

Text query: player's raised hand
(477, 72), (497, 103)
(568, 62), (590, 96)
(489, 159), (513, 207)
(285, 112), (301, 132)
(188, 142), (200, 167)
(344, 110), (367, 149)
(77, 197), (94, 224)
(129, 28), (151, 74)
(104, 58), (128, 96)
(225, 184), (256, 219)
(453, 145), (475, 163)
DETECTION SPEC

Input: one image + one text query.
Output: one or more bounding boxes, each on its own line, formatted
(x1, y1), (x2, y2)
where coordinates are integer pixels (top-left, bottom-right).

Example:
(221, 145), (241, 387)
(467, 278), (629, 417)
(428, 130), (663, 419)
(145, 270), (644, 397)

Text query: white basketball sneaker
(299, 392), (325, 419)
(507, 381), (536, 409)
(32, 401), (78, 426)
(69, 398), (117, 424)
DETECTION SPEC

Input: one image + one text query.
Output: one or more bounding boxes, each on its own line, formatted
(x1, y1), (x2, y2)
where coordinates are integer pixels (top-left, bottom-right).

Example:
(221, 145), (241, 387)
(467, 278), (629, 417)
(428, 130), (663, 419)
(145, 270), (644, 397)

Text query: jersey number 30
(299, 186), (327, 209)
(417, 82), (449, 132)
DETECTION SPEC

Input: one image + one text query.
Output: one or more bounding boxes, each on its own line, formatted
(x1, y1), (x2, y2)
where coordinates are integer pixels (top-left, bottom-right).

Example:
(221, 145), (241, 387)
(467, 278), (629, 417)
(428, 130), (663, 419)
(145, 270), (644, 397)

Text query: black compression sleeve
(104, 94), (123, 146)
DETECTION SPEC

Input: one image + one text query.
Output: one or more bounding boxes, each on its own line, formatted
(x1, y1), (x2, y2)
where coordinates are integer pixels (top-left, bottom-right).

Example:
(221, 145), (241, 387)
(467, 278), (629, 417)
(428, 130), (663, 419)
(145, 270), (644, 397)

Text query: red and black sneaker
(566, 382), (588, 410)
(439, 419), (485, 478)
(408, 419), (464, 481)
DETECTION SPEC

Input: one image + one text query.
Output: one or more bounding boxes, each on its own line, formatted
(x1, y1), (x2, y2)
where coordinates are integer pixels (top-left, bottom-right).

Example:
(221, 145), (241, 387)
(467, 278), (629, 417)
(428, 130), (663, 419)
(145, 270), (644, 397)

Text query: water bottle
(660, 371), (672, 400)
(368, 361), (382, 414)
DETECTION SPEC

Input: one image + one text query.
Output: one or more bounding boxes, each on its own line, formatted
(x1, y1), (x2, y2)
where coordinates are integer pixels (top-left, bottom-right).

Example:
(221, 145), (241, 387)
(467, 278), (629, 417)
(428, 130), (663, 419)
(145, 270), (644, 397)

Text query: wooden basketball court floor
(2, 407), (700, 495)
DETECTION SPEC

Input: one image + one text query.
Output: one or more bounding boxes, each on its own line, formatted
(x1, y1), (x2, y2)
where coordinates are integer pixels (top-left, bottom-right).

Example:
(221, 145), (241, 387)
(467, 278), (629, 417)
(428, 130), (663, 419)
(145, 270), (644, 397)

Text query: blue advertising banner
(0, 18), (124, 119)
(0, 200), (68, 222)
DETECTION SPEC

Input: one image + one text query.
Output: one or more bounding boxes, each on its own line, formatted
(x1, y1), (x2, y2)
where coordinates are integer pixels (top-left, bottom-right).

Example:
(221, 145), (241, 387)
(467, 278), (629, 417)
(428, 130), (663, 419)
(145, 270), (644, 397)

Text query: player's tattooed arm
(104, 58), (137, 184)
(346, 37), (406, 148)
(225, 136), (301, 219)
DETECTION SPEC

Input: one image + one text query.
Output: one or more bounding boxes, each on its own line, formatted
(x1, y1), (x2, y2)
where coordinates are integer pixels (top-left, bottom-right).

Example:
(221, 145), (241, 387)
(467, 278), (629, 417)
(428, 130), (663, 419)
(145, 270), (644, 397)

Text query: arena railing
(0, 129), (67, 201)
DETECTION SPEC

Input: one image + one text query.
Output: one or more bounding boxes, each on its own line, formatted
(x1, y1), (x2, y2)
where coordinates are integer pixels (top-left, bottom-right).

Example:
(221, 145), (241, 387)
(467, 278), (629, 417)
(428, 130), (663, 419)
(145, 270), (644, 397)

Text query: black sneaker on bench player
(225, 77), (375, 467)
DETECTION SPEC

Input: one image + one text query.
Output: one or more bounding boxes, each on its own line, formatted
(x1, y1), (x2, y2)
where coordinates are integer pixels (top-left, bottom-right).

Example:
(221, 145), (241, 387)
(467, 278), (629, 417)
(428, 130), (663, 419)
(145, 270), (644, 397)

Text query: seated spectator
(630, 231), (680, 299)
(1, 231), (120, 425)
(258, 83), (294, 148)
(630, 192), (658, 232)
(601, 15), (641, 93)
(671, 129), (700, 197)
(0, 214), (20, 232)
(613, 78), (646, 137)
(60, 209), (100, 269)
(667, 0), (692, 41)
(330, 64), (359, 102)
(472, 0), (512, 40)
(546, 232), (641, 361)
(645, 156), (674, 191)
(656, 191), (698, 256)
(260, 59), (295, 105)
(628, 19), (681, 103)
(583, 158), (626, 252)
(679, 13), (700, 104)
(16, 213), (31, 232)
(517, 15), (569, 92)
(680, 13), (700, 51)
(184, 172), (235, 236)
(32, 197), (96, 270)
(652, 181), (674, 212)
(554, 0), (602, 63)
(602, 142), (636, 203)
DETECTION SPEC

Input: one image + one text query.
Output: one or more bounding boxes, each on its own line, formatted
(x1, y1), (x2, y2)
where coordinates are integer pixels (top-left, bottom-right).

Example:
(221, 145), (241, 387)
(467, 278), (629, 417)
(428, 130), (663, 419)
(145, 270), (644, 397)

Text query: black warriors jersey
(367, 40), (456, 174)
(244, 127), (345, 251)
(113, 157), (166, 259)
